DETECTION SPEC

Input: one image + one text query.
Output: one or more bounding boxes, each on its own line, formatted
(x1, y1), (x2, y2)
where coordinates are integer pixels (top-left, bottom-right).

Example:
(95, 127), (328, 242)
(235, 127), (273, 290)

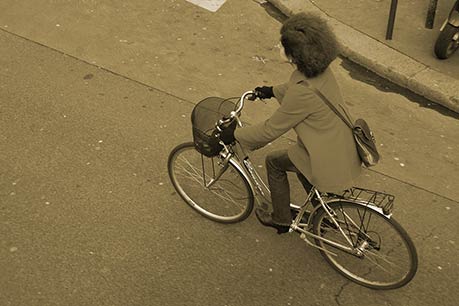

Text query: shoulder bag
(304, 83), (380, 167)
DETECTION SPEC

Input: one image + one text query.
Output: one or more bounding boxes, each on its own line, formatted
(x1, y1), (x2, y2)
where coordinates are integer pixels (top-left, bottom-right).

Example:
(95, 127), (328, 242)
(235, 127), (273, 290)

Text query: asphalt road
(1, 1), (458, 305)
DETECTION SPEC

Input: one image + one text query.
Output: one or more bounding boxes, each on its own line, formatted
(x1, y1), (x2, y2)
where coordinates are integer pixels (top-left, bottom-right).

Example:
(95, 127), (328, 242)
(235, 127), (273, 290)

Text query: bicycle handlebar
(216, 91), (256, 129)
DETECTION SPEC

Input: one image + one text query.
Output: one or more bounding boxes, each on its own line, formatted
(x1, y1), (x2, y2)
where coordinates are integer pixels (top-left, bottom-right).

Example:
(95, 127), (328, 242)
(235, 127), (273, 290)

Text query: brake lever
(236, 116), (242, 127)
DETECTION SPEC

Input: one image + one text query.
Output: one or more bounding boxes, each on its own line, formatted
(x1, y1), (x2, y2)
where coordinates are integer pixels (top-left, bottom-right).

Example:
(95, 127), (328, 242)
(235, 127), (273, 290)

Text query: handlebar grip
(216, 91), (255, 130)
(247, 92), (257, 101)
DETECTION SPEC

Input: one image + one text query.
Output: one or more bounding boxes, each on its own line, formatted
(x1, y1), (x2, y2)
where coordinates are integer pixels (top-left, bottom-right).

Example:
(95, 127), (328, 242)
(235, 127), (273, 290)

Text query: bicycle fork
(203, 151), (232, 188)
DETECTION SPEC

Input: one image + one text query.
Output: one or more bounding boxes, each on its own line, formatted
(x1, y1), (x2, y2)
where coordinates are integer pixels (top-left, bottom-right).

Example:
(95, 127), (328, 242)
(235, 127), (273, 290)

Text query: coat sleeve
(273, 83), (288, 103)
(235, 84), (317, 150)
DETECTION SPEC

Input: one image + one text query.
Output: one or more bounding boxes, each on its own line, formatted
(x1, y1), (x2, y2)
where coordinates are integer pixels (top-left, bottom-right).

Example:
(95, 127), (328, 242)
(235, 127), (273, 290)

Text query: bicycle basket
(342, 187), (395, 215)
(191, 97), (236, 157)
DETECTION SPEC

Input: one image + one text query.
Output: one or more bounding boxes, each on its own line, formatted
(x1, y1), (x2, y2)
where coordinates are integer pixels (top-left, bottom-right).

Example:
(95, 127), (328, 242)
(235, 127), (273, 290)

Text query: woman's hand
(219, 121), (237, 145)
(254, 86), (274, 99)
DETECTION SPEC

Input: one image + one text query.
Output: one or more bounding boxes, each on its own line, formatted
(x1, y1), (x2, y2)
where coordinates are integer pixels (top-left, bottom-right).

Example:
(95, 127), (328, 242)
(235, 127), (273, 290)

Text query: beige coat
(234, 68), (362, 193)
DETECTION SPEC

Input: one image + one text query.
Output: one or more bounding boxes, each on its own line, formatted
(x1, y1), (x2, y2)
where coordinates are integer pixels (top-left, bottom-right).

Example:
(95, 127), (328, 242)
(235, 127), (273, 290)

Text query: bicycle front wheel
(313, 201), (418, 289)
(168, 142), (254, 223)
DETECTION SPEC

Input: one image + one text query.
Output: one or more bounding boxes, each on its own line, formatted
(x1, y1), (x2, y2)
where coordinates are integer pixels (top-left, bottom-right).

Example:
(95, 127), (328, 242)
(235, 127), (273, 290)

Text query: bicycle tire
(434, 23), (459, 59)
(168, 142), (254, 223)
(312, 201), (418, 290)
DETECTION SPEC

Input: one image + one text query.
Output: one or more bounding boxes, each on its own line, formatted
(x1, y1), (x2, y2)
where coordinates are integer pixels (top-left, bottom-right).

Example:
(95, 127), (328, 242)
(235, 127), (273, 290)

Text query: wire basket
(342, 187), (395, 215)
(191, 97), (236, 157)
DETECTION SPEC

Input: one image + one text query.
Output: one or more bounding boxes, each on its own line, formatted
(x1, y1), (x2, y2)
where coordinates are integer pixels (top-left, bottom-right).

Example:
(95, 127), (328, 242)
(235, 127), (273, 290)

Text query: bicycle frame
(210, 91), (391, 258)
(213, 142), (360, 257)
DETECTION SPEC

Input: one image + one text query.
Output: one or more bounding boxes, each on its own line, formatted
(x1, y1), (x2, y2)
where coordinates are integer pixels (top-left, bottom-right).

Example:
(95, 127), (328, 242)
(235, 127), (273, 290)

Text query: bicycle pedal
(260, 202), (270, 210)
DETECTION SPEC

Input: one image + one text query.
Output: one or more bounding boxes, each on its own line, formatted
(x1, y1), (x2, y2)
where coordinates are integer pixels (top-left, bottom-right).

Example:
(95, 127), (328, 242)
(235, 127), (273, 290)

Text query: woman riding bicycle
(229, 13), (362, 234)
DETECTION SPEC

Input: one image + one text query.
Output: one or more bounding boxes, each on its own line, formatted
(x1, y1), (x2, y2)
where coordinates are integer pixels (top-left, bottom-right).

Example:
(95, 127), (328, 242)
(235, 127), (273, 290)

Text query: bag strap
(301, 82), (354, 130)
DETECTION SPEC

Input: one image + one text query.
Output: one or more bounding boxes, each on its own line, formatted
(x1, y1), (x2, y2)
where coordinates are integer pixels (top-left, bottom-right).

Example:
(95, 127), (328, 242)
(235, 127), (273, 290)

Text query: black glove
(254, 86), (274, 99)
(219, 120), (237, 145)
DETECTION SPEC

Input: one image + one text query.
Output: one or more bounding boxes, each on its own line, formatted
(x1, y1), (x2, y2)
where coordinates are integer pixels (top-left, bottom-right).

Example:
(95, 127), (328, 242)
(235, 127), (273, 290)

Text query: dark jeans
(266, 150), (313, 226)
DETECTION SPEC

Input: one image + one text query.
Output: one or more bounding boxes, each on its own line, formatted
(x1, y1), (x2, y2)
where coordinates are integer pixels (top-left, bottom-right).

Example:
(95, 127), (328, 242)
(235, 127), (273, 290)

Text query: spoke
(341, 205), (356, 246)
(365, 249), (405, 271)
(364, 241), (407, 271)
(361, 251), (393, 274)
(208, 181), (240, 203)
(356, 206), (370, 234)
(174, 155), (247, 210)
(176, 166), (233, 203)
(210, 183), (248, 201)
(340, 208), (374, 242)
(338, 209), (406, 274)
(178, 156), (205, 179)
(175, 162), (207, 186)
(314, 201), (415, 288)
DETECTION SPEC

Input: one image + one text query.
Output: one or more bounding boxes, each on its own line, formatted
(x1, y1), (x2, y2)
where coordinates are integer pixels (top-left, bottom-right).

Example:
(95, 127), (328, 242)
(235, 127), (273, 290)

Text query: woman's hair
(280, 12), (339, 78)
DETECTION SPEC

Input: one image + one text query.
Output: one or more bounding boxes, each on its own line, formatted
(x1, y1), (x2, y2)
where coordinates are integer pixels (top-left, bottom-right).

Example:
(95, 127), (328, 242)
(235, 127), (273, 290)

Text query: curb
(268, 0), (459, 113)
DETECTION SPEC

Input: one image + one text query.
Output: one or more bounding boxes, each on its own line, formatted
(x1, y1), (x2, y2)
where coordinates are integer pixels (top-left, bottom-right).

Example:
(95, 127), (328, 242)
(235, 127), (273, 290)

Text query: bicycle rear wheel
(168, 142), (254, 223)
(313, 201), (417, 289)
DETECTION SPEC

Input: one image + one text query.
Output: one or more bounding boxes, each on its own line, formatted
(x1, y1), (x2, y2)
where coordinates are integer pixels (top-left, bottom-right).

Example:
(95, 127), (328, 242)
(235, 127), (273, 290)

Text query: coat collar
(289, 69), (308, 85)
(289, 68), (332, 87)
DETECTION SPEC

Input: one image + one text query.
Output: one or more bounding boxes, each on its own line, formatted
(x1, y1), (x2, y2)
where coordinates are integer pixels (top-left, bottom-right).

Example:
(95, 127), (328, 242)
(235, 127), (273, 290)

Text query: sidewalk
(268, 0), (459, 113)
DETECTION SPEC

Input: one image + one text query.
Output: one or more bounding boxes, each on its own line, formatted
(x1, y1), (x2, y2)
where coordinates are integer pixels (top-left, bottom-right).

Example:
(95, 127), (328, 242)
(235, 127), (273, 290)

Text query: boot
(255, 208), (290, 234)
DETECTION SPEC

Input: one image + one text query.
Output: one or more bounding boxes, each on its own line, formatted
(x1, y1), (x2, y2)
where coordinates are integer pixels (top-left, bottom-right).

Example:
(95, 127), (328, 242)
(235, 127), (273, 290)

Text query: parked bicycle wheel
(312, 201), (418, 290)
(168, 142), (254, 223)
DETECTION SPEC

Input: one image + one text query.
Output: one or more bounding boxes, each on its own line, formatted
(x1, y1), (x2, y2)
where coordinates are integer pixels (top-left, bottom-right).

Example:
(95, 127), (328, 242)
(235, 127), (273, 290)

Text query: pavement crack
(408, 65), (431, 79)
(421, 226), (438, 241)
(334, 281), (351, 306)
(367, 168), (459, 205)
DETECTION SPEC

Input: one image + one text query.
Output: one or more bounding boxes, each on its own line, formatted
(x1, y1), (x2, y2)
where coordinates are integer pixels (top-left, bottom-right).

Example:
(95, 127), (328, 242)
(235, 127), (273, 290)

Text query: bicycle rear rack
(342, 187), (395, 215)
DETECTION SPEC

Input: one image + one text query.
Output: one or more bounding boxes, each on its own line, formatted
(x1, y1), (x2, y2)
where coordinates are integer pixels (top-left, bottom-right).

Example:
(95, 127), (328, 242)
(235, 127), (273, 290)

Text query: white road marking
(185, 0), (227, 12)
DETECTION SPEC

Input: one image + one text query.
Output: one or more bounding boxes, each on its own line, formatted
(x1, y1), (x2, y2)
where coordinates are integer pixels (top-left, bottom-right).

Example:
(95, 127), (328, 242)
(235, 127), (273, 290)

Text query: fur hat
(280, 13), (339, 78)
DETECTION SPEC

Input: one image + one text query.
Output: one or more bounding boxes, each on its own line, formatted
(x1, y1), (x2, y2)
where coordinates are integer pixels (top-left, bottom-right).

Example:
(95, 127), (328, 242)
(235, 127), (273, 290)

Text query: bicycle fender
(326, 199), (392, 219)
(228, 157), (256, 195)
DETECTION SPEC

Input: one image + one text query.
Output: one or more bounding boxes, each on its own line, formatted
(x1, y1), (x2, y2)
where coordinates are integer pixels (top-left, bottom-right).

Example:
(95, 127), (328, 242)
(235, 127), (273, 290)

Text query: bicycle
(167, 91), (418, 290)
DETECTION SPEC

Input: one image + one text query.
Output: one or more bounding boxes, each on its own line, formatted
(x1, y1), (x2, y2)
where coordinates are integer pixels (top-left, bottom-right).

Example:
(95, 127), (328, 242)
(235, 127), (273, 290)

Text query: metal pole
(386, 0), (398, 40)
(425, 0), (439, 29)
